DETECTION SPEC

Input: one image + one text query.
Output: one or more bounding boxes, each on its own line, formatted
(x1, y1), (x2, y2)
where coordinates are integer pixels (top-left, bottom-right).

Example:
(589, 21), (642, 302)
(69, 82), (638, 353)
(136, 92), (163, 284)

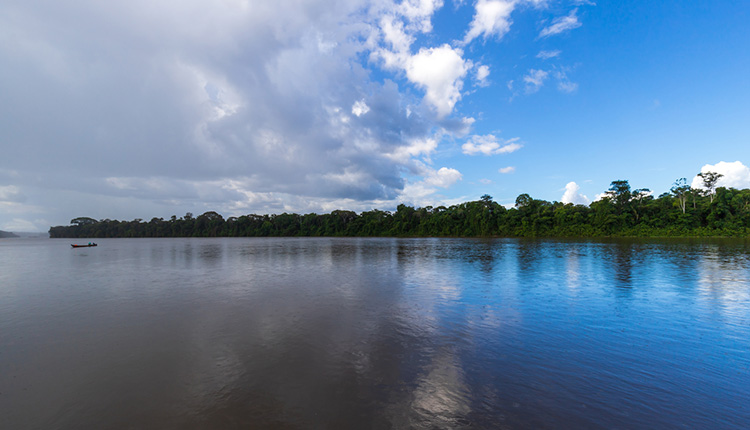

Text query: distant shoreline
(48, 185), (750, 239)
(0, 230), (20, 238)
(1, 232), (48, 238)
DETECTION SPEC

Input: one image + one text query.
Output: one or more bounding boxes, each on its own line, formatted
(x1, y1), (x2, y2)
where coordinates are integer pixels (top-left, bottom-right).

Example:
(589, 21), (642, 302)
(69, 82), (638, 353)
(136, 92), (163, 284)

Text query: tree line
(49, 175), (750, 238)
(0, 230), (19, 238)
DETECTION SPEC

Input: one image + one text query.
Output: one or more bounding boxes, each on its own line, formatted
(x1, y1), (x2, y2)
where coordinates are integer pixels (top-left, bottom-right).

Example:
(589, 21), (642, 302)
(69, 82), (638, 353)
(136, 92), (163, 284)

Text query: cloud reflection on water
(2, 238), (749, 428)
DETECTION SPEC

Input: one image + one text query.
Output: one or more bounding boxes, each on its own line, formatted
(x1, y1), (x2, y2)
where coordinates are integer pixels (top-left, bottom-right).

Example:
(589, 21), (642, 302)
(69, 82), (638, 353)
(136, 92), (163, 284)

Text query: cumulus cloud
(399, 165), (463, 207)
(374, 13), (470, 119)
(463, 0), (516, 45)
(2, 0), (566, 229)
(498, 166), (515, 174)
(387, 136), (439, 163)
(425, 167), (463, 187)
(691, 161), (750, 190)
(561, 181), (590, 205)
(462, 135), (522, 156)
(539, 9), (582, 38)
(405, 45), (470, 117)
(398, 0), (445, 33)
(1, 0), (463, 221)
(375, 15), (415, 69)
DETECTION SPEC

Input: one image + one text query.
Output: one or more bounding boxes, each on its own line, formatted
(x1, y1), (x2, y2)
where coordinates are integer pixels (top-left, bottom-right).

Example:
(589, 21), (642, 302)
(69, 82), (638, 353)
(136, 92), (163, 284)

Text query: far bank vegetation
(50, 176), (750, 238)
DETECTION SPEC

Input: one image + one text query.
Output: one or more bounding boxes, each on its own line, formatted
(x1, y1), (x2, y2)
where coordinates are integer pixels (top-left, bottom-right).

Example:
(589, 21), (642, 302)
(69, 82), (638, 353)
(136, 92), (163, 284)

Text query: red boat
(71, 243), (97, 248)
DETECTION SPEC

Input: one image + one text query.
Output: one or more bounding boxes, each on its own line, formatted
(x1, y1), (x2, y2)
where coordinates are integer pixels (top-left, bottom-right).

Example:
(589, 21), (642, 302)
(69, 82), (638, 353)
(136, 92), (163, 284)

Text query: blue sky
(1, 0), (749, 231)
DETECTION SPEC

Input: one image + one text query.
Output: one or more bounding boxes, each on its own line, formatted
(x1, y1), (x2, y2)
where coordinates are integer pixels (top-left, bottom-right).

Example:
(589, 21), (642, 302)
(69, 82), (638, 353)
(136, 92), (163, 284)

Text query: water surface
(1, 237), (749, 429)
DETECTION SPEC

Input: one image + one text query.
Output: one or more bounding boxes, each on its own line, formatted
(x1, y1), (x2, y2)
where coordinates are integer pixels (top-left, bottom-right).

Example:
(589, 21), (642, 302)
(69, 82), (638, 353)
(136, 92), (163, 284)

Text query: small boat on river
(71, 243), (97, 248)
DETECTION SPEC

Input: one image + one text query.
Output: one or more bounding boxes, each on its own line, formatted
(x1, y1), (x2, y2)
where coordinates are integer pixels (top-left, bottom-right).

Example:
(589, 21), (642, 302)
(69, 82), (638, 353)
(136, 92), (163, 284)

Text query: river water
(1, 237), (749, 429)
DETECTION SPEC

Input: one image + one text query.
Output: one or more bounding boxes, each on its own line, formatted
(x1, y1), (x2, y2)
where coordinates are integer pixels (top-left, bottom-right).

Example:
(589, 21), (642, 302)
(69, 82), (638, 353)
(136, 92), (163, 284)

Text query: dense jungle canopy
(49, 179), (750, 238)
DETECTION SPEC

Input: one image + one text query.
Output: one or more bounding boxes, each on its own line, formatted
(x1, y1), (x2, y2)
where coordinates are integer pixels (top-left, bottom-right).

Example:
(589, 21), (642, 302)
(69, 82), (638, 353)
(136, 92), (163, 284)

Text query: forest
(49, 176), (750, 238)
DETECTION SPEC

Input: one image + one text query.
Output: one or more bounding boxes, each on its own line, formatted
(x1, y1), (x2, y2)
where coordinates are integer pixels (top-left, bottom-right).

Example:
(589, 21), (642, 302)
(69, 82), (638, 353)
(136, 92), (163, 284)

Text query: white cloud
(0, 185), (25, 203)
(376, 15), (414, 69)
(557, 80), (578, 93)
(0, 0), (593, 229)
(425, 167), (463, 187)
(498, 166), (515, 174)
(399, 0), (445, 33)
(373, 3), (477, 119)
(405, 44), (470, 117)
(539, 9), (582, 38)
(388, 136), (439, 162)
(553, 69), (578, 93)
(555, 71), (578, 94)
(399, 166), (463, 206)
(475, 64), (490, 86)
(463, 0), (516, 45)
(536, 49), (561, 59)
(691, 161), (750, 190)
(524, 0), (549, 7)
(453, 116), (476, 137)
(523, 69), (548, 93)
(462, 135), (522, 156)
(316, 33), (338, 54)
(1, 0), (468, 213)
(352, 99), (370, 116)
(561, 181), (590, 205)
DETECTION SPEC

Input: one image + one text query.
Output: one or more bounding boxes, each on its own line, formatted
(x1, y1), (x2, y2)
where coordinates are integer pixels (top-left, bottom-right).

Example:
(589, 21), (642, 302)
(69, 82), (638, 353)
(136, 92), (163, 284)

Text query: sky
(1, 0), (750, 232)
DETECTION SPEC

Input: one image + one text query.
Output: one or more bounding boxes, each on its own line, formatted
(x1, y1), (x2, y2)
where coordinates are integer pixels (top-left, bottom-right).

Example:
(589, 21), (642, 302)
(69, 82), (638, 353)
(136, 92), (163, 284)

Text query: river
(1, 237), (749, 429)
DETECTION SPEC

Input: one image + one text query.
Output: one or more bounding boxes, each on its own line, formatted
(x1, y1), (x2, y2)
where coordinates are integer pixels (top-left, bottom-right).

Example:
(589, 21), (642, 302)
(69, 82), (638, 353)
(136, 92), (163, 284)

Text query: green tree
(697, 171), (723, 203)
(196, 211), (225, 236)
(515, 193), (532, 208)
(70, 217), (97, 226)
(671, 178), (690, 214)
(605, 180), (632, 210)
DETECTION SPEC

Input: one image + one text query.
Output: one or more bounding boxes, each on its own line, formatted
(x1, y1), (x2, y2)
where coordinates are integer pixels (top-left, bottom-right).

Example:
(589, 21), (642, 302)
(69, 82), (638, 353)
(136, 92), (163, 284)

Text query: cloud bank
(0, 0), (592, 230)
